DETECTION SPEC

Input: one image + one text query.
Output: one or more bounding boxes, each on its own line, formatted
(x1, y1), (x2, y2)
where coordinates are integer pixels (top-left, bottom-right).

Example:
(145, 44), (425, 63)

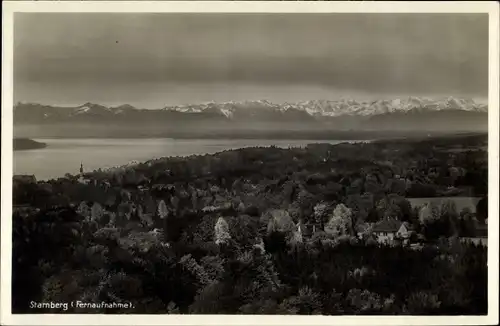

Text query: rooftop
(372, 219), (404, 233)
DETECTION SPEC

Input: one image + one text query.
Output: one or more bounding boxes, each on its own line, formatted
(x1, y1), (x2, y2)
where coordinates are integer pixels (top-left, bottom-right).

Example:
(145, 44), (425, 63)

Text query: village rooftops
(372, 219), (415, 234)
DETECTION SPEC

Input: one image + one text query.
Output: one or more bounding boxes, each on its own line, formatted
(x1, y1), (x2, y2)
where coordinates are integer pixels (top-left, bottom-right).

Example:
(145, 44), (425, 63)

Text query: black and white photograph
(1, 1), (499, 325)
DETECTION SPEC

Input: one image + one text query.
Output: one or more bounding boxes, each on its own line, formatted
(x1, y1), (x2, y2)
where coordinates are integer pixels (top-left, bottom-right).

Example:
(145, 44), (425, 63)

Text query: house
(78, 177), (91, 185)
(301, 223), (321, 238)
(371, 219), (414, 245)
(460, 223), (488, 246)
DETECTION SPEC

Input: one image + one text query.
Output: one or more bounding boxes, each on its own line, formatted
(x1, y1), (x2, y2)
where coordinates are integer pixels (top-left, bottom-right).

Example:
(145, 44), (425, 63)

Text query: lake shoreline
(14, 127), (485, 141)
(14, 138), (364, 181)
(15, 132), (486, 142)
(13, 132), (488, 181)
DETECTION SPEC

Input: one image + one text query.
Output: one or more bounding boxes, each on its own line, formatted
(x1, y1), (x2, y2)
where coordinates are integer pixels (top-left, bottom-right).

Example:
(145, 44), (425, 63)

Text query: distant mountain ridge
(14, 97), (488, 137)
(162, 97), (487, 117)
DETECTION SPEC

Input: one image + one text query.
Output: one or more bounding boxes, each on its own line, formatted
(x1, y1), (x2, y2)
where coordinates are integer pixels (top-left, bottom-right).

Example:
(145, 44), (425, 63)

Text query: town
(12, 133), (488, 315)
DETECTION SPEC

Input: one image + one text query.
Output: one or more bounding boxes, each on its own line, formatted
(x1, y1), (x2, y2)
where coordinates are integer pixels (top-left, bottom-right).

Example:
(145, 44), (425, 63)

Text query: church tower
(77, 162), (89, 184)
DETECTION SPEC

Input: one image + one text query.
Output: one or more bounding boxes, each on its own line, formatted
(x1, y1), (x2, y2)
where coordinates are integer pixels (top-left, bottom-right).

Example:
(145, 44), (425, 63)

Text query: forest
(13, 138), (47, 151)
(12, 133), (488, 315)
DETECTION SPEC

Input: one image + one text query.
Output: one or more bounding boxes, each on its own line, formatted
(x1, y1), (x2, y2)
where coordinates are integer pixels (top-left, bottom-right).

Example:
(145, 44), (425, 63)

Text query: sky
(14, 13), (488, 108)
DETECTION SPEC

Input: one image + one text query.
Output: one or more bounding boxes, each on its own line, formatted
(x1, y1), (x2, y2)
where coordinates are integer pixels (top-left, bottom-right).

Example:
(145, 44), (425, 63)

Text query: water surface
(14, 138), (362, 181)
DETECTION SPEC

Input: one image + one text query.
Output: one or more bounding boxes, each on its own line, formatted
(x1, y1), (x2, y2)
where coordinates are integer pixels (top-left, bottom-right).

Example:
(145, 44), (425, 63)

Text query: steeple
(80, 162), (84, 175)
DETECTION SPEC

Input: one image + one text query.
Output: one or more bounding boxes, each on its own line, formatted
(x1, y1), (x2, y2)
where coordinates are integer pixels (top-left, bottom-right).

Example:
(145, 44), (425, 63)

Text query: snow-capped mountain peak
(14, 96), (487, 125)
(72, 103), (111, 115)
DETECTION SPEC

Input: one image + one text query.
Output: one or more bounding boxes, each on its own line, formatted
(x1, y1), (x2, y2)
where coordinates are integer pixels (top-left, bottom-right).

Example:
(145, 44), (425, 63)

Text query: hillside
(12, 134), (488, 314)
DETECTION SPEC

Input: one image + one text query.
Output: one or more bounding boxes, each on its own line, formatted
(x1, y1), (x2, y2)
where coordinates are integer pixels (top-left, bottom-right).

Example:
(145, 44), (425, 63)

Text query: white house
(371, 219), (414, 245)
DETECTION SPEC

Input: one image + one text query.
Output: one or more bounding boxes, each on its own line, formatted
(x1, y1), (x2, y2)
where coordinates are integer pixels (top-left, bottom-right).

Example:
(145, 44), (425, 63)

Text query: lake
(14, 138), (365, 181)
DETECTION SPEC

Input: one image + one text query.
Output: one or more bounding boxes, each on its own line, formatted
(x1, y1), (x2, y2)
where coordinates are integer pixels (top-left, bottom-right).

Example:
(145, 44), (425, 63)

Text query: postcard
(1, 1), (499, 325)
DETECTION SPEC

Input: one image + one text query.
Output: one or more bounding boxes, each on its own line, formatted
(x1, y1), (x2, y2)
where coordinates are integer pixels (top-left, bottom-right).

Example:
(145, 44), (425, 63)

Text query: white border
(1, 2), (499, 325)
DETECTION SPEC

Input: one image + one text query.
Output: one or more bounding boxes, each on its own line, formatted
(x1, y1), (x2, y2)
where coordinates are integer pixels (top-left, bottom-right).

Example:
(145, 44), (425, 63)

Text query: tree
(279, 287), (322, 315)
(322, 289), (344, 315)
(288, 223), (303, 247)
(389, 178), (406, 196)
(459, 207), (476, 237)
(91, 202), (104, 223)
(188, 281), (227, 313)
(460, 207), (473, 220)
(419, 202), (440, 225)
(214, 217), (231, 245)
(406, 291), (441, 314)
(266, 210), (295, 235)
(296, 188), (316, 216)
(200, 255), (225, 282)
(346, 289), (383, 314)
(410, 206), (420, 224)
(376, 197), (400, 220)
(107, 212), (117, 227)
(440, 200), (459, 237)
(142, 195), (155, 215)
(346, 194), (373, 225)
(228, 215), (260, 248)
(191, 189), (200, 211)
(364, 174), (384, 198)
(167, 301), (180, 314)
(179, 254), (212, 287)
(394, 196), (412, 221)
(120, 189), (132, 202)
(476, 197), (487, 223)
(170, 195), (180, 213)
(124, 169), (138, 185)
(366, 208), (380, 223)
(420, 201), (452, 240)
(324, 204), (353, 237)
(158, 200), (168, 219)
(282, 180), (296, 204)
(323, 182), (343, 201)
(313, 202), (329, 226)
(77, 201), (91, 219)
(376, 195), (411, 221)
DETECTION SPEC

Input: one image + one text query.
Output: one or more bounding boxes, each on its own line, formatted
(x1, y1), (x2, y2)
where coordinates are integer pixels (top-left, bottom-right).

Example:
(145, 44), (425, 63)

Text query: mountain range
(14, 97), (488, 138)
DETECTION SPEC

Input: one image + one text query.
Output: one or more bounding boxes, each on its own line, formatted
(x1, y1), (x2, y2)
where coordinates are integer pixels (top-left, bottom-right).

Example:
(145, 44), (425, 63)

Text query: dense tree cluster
(12, 134), (487, 314)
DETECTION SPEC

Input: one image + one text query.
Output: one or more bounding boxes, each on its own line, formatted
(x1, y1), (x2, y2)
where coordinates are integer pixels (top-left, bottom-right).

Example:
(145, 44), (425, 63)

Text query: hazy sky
(14, 13), (488, 108)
